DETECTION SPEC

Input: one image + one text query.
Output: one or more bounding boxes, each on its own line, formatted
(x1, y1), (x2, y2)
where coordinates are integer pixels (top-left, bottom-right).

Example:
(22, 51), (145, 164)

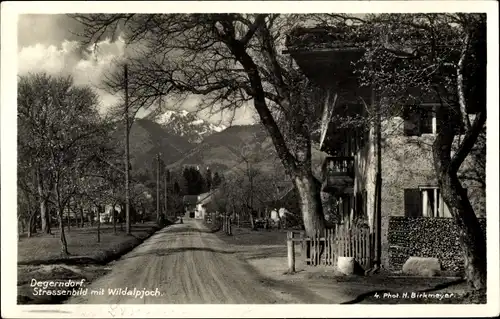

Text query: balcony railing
(321, 156), (355, 193)
(322, 156), (354, 176)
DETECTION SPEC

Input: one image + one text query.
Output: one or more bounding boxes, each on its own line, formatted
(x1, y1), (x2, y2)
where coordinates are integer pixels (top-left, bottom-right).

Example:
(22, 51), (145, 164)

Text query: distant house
(264, 186), (299, 217)
(183, 191), (218, 219)
(182, 195), (199, 217)
(194, 191), (215, 220)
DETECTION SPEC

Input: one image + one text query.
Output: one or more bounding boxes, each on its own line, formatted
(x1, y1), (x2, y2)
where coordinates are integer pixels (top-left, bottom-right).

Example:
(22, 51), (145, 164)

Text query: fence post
(287, 231), (295, 273)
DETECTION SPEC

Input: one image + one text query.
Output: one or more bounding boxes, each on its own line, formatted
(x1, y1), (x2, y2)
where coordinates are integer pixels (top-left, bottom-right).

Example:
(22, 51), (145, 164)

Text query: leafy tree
(182, 166), (205, 195)
(173, 180), (181, 194)
(205, 167), (213, 191)
(212, 172), (223, 188)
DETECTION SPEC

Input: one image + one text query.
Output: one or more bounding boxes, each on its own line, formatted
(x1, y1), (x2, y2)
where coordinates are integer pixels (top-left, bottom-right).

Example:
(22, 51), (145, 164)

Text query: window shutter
(404, 106), (421, 136)
(404, 188), (422, 217)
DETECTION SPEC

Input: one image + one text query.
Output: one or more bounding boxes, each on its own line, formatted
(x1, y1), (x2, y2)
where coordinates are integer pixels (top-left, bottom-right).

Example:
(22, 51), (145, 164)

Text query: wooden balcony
(321, 156), (354, 194)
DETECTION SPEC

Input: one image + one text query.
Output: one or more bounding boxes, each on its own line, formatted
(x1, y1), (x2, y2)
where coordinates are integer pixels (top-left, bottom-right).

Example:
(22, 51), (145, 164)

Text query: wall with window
(378, 112), (485, 269)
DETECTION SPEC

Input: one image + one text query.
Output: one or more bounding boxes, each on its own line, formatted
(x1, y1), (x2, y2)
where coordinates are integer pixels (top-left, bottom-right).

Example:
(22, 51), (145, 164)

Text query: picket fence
(288, 224), (373, 271)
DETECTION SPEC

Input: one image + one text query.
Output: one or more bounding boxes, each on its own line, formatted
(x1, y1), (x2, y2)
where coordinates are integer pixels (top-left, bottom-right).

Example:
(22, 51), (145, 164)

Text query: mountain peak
(156, 110), (227, 143)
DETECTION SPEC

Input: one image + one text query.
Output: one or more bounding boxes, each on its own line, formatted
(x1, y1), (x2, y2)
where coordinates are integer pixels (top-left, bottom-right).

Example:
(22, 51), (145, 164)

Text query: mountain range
(155, 110), (227, 144)
(119, 110), (327, 187)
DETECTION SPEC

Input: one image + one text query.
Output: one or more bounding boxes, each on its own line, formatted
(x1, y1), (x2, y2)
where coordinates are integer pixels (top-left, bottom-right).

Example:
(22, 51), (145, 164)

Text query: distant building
(182, 195), (199, 217)
(194, 191), (215, 220)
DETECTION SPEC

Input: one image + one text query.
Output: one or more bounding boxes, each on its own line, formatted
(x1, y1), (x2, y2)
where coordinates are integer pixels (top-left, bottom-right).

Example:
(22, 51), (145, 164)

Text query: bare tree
(73, 13), (328, 236)
(18, 73), (115, 255)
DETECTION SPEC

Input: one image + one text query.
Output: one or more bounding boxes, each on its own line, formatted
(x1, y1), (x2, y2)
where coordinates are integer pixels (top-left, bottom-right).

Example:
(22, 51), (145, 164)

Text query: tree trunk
(80, 206), (85, 228)
(113, 207), (117, 235)
(294, 173), (326, 237)
(230, 37), (326, 237)
(67, 210), (71, 232)
(36, 167), (51, 234)
(119, 203), (124, 231)
(248, 208), (255, 230)
(439, 171), (486, 290)
(27, 214), (36, 238)
(39, 198), (51, 234)
(97, 205), (101, 243)
(433, 97), (486, 291)
(21, 217), (26, 234)
(29, 212), (38, 235)
(57, 208), (69, 256)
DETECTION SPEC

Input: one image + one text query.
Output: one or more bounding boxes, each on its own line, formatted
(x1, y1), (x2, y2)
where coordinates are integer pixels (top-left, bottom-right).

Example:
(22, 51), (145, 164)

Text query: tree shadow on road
(121, 247), (237, 260)
(156, 225), (217, 234)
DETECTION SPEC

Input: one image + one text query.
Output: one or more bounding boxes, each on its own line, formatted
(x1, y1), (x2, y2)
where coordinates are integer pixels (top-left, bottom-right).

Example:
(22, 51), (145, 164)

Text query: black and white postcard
(1, 1), (499, 318)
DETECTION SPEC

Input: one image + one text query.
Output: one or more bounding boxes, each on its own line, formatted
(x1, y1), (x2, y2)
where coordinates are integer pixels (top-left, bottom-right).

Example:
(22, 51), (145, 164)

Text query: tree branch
(240, 14), (267, 47)
(450, 110), (486, 173)
(456, 30), (472, 130)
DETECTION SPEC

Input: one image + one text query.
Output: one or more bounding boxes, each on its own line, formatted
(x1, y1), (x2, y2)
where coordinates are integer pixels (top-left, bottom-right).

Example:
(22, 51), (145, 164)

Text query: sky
(17, 14), (257, 126)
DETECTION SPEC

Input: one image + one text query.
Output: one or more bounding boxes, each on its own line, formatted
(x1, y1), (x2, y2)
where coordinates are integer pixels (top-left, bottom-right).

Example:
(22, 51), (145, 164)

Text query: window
(419, 105), (434, 134)
(404, 187), (453, 218)
(403, 104), (437, 136)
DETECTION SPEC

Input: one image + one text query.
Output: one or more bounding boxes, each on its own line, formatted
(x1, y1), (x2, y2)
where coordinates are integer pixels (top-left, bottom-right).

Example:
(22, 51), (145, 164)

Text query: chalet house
(183, 191), (218, 219)
(194, 191), (215, 219)
(284, 26), (485, 272)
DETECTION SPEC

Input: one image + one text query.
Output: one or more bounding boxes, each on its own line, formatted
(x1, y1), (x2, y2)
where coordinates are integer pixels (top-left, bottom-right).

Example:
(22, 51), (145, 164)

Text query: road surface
(67, 218), (327, 304)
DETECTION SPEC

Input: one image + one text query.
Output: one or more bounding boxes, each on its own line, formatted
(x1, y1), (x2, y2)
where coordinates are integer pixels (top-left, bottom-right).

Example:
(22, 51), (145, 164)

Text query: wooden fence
(287, 224), (373, 272)
(204, 213), (233, 235)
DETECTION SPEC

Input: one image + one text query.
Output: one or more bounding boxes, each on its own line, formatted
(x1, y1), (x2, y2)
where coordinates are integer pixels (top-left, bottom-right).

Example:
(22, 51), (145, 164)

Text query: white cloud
(18, 37), (127, 113)
(17, 35), (257, 125)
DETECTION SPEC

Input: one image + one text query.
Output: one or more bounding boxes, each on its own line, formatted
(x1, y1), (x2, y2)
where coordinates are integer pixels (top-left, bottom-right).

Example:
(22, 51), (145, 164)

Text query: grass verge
(18, 222), (161, 265)
(17, 221), (168, 304)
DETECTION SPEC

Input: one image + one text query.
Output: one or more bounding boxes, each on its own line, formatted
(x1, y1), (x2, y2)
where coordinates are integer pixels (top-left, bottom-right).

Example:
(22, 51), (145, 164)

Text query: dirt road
(67, 218), (327, 304)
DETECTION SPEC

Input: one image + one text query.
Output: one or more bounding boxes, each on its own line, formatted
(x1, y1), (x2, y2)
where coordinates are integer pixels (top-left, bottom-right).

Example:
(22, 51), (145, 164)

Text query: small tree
(18, 73), (111, 255)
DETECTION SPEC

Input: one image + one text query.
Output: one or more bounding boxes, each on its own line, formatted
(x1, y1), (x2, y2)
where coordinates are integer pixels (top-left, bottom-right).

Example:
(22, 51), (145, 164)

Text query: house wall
(195, 204), (206, 219)
(378, 116), (486, 269)
(326, 114), (485, 269)
(317, 85), (485, 269)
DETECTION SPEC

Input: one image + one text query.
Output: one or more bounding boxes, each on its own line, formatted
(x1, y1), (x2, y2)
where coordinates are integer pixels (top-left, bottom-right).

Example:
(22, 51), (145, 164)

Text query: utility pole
(165, 170), (170, 220)
(124, 63), (131, 235)
(156, 153), (161, 224)
(373, 87), (382, 270)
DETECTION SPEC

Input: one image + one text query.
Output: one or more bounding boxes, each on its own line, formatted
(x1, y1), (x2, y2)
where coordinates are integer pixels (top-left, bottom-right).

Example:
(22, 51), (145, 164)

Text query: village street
(66, 218), (340, 304)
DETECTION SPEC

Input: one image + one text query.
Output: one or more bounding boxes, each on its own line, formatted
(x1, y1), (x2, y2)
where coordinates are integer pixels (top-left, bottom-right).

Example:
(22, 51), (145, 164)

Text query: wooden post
(124, 63), (131, 235)
(287, 232), (295, 273)
(97, 206), (101, 243)
(164, 170), (168, 217)
(156, 153), (161, 224)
